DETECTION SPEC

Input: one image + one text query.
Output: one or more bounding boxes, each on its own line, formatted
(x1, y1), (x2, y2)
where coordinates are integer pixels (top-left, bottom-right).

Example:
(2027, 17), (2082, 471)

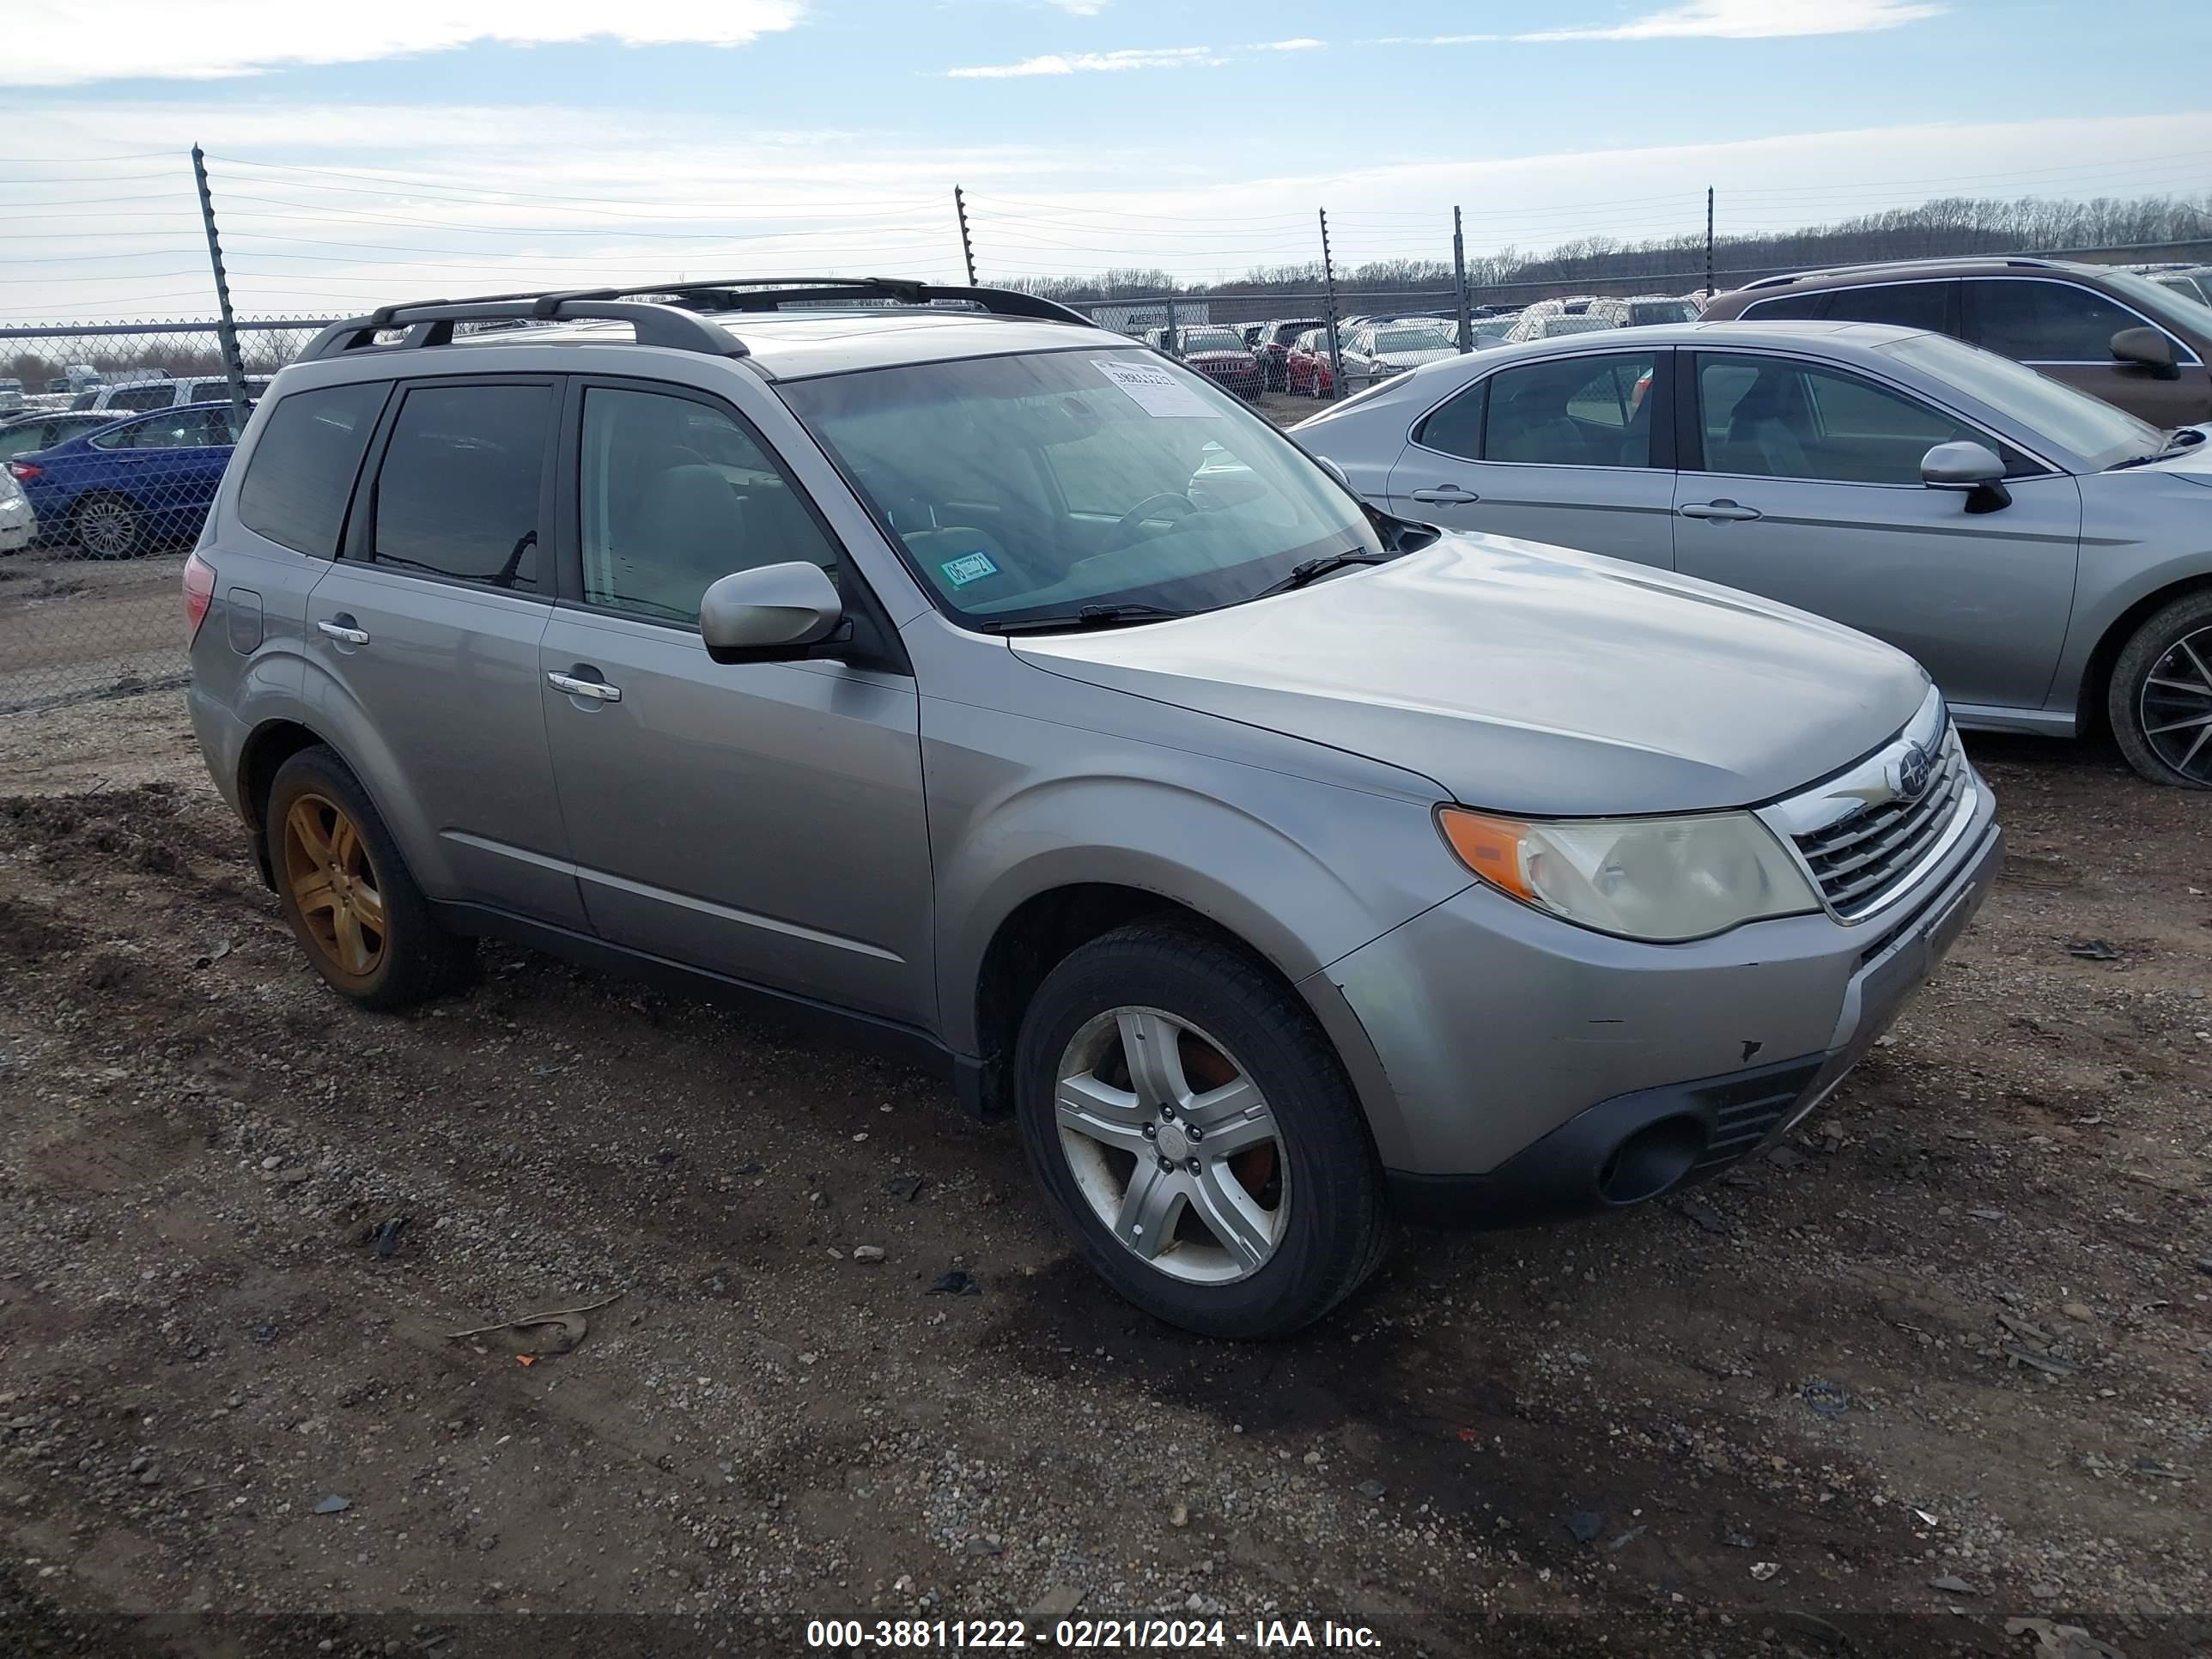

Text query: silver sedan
(1296, 319), (2212, 787)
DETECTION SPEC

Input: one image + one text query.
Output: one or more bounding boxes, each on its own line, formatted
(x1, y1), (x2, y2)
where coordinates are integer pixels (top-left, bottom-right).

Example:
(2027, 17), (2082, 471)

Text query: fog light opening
(1597, 1115), (1707, 1206)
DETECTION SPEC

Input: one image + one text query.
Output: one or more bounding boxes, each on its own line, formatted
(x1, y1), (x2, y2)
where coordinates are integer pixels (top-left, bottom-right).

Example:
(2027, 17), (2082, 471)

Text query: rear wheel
(2108, 590), (2212, 787)
(1014, 921), (1388, 1339)
(72, 494), (142, 559)
(267, 747), (475, 1007)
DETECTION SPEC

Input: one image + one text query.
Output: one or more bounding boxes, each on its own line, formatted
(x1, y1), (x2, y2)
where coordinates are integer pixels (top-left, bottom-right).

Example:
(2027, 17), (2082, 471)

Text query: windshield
(1880, 331), (2162, 469)
(781, 349), (1382, 628)
(1176, 328), (1244, 353)
(1628, 300), (1699, 325)
(2100, 267), (2212, 336)
(1371, 325), (1455, 353)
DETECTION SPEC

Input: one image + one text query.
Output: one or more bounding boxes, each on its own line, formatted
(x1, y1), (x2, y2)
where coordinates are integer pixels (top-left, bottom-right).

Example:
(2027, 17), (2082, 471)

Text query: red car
(1148, 325), (1264, 399)
(1284, 328), (1337, 398)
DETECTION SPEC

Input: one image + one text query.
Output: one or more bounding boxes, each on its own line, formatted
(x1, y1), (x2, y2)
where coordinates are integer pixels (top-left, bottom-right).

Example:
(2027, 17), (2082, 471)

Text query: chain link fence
(0, 319), (332, 713)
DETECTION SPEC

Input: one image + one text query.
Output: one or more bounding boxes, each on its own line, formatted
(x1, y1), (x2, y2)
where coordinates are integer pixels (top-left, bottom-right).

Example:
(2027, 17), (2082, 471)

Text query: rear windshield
(1175, 328), (1246, 353)
(781, 349), (1378, 628)
(1371, 325), (1455, 352)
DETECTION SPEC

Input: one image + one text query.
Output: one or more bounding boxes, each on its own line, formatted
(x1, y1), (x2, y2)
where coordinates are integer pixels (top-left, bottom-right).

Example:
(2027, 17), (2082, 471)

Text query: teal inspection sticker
(940, 550), (999, 587)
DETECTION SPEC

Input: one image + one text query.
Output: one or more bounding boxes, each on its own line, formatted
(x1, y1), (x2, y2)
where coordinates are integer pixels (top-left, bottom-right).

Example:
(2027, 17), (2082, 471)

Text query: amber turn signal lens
(1436, 807), (1534, 900)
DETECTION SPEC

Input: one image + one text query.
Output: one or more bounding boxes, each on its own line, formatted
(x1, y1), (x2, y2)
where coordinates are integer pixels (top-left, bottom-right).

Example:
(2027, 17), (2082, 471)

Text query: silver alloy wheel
(76, 496), (139, 558)
(1055, 1006), (1289, 1284)
(2140, 625), (2212, 782)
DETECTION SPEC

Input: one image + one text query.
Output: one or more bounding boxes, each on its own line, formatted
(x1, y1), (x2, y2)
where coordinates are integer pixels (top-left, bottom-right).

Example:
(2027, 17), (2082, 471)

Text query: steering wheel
(1101, 491), (1197, 553)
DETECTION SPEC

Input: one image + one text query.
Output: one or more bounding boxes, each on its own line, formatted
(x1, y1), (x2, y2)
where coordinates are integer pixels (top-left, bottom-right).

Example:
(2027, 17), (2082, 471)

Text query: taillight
(7, 461), (40, 482)
(182, 550), (216, 641)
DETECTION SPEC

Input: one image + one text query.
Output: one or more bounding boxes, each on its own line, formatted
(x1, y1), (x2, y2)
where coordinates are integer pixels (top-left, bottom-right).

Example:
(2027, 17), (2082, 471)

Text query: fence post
(1705, 186), (1716, 298)
(1319, 208), (1344, 401)
(953, 186), (978, 287)
(1452, 206), (1473, 352)
(1162, 294), (1181, 357)
(190, 145), (250, 430)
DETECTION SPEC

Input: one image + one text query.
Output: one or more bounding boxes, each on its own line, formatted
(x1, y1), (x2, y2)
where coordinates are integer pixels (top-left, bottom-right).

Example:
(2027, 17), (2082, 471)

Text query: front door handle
(547, 670), (622, 704)
(1678, 499), (1762, 522)
(1409, 485), (1480, 504)
(317, 617), (370, 646)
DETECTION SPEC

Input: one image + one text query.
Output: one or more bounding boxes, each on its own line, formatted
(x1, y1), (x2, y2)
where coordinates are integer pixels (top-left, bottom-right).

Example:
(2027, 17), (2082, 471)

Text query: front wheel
(2108, 590), (2212, 787)
(1013, 921), (1388, 1339)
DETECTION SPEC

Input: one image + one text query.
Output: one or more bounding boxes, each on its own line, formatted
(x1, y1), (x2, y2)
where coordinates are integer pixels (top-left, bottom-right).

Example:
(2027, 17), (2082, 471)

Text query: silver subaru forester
(184, 278), (2002, 1338)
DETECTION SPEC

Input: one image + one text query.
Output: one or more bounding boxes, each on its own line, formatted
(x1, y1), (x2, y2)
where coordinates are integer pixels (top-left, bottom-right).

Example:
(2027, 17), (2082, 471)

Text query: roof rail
(1737, 253), (2069, 291)
(297, 276), (1098, 364)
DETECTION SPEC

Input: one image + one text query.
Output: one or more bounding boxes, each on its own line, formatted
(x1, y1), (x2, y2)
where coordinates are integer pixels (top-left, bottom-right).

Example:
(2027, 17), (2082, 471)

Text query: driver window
(578, 386), (836, 625)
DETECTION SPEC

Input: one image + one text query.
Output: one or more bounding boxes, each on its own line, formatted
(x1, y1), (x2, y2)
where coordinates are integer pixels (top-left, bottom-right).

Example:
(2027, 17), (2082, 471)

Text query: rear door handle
(547, 670), (621, 704)
(1409, 485), (1480, 504)
(1678, 500), (1762, 522)
(316, 617), (369, 645)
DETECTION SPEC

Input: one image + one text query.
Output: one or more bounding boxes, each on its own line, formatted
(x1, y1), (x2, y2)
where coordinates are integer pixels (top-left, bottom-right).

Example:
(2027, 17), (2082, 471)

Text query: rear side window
(1811, 281), (1951, 335)
(369, 384), (550, 592)
(1415, 380), (1487, 459)
(1483, 353), (1657, 467)
(1739, 292), (1827, 321)
(107, 384), (173, 413)
(238, 382), (386, 556)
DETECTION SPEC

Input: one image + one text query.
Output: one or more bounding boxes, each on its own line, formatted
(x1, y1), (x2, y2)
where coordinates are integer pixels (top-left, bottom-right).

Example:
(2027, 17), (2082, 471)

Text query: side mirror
(2111, 325), (2180, 380)
(700, 562), (844, 665)
(1922, 441), (2011, 514)
(1311, 454), (1355, 493)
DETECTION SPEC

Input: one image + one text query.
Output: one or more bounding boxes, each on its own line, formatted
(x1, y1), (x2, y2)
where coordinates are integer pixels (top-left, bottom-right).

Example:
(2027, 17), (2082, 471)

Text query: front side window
(1696, 354), (1979, 483)
(1971, 280), (2146, 362)
(1482, 353), (1657, 467)
(578, 386), (837, 624)
(1814, 281), (1951, 335)
(238, 381), (386, 556)
(94, 414), (198, 451)
(369, 384), (550, 591)
(781, 349), (1379, 627)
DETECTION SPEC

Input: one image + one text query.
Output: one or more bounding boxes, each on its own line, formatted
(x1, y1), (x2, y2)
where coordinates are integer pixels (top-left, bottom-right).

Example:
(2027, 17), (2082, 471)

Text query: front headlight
(1437, 806), (1819, 942)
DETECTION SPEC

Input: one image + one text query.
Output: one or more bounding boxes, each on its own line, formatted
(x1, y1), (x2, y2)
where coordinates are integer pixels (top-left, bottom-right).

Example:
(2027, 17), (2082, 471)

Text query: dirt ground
(0, 694), (2206, 1659)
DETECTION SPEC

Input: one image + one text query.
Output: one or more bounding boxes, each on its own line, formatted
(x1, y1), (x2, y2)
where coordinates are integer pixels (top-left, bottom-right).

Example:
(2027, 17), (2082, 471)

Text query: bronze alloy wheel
(281, 791), (388, 981)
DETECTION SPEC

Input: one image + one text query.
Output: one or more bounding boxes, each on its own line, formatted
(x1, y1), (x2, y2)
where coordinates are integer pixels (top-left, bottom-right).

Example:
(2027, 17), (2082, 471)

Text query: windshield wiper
(975, 603), (1194, 635)
(1251, 550), (1392, 599)
(2108, 431), (2203, 470)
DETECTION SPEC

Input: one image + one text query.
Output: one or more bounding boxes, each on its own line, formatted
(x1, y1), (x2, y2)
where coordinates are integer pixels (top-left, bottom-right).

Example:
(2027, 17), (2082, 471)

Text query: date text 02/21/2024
(802, 1617), (1383, 1649)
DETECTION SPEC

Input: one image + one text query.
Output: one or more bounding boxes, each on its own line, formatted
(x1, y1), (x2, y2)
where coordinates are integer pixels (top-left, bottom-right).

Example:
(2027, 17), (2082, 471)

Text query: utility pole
(1319, 207), (1344, 401)
(1705, 186), (1716, 298)
(1451, 205), (1473, 352)
(191, 145), (250, 430)
(953, 186), (978, 287)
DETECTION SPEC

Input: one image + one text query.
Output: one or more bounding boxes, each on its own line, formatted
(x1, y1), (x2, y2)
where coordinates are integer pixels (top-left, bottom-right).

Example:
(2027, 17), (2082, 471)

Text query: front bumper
(1307, 775), (2001, 1225)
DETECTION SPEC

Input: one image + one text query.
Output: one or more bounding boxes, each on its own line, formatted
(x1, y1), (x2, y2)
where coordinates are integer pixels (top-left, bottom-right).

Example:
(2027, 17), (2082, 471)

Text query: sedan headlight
(1437, 806), (1819, 942)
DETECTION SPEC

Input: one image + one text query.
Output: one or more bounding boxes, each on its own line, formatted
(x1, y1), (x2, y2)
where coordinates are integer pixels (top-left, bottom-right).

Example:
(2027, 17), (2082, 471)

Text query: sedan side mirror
(700, 561), (845, 665)
(2111, 325), (2180, 380)
(1922, 441), (2012, 514)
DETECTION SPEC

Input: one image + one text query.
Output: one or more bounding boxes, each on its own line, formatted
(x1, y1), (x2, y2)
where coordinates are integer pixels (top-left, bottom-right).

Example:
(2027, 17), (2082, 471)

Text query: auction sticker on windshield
(1093, 357), (1214, 417)
(939, 550), (1000, 587)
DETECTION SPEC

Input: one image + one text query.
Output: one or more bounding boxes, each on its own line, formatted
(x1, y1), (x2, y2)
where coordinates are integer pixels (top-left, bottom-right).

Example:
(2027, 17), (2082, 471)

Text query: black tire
(2106, 589), (2212, 789)
(1013, 920), (1389, 1339)
(71, 493), (142, 560)
(265, 745), (475, 1009)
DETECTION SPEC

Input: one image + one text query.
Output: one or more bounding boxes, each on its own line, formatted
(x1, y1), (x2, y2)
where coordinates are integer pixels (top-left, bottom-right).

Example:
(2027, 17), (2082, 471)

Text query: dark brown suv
(1703, 256), (2212, 426)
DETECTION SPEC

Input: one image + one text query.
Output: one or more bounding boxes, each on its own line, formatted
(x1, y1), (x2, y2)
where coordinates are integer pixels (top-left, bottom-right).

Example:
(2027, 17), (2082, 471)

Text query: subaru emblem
(1893, 743), (1933, 801)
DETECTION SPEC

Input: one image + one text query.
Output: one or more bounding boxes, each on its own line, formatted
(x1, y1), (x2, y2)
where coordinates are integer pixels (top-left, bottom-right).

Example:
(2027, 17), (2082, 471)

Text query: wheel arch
(2077, 571), (2212, 738)
(234, 716), (331, 885)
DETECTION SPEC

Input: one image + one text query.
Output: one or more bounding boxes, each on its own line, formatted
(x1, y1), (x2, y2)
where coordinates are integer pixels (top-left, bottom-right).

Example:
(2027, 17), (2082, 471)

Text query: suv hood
(1012, 532), (1929, 816)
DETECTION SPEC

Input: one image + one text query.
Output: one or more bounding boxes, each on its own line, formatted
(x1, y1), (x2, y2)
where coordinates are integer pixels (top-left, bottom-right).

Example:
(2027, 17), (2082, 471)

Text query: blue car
(6, 401), (246, 558)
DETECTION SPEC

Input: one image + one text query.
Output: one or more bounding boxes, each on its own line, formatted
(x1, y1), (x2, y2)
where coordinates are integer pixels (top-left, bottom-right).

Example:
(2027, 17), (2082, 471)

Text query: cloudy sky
(3, 0), (2208, 319)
